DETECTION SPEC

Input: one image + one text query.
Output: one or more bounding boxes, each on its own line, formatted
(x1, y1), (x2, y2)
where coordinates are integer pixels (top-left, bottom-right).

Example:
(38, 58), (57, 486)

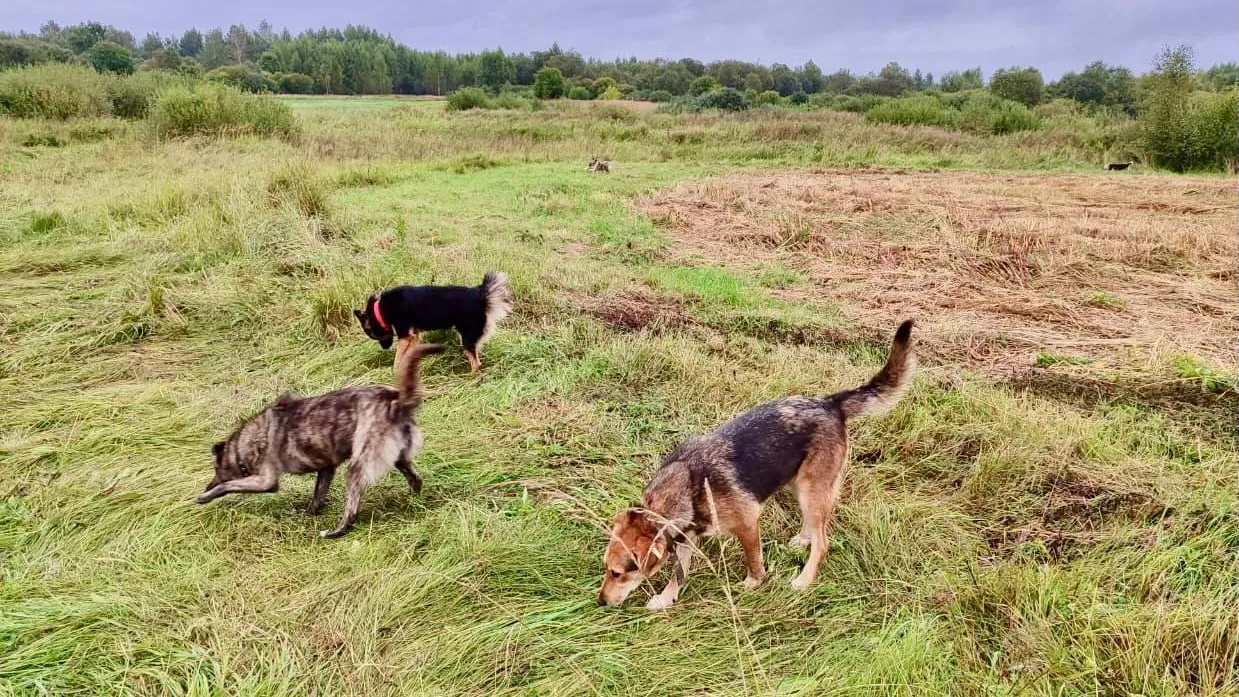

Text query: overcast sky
(3, 0), (1235, 78)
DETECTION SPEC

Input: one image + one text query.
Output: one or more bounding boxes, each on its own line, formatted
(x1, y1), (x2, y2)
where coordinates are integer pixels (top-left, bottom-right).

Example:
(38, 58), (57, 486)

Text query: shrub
(87, 41), (134, 75)
(568, 86), (594, 100)
(599, 85), (623, 100)
(0, 63), (111, 119)
(693, 87), (750, 111)
(865, 91), (1039, 134)
(788, 91), (809, 105)
(278, 72), (316, 94)
(206, 64), (275, 93)
(689, 75), (720, 96)
(446, 87), (491, 111)
(989, 67), (1044, 107)
(648, 89), (673, 103)
(591, 77), (617, 97)
(957, 92), (1040, 134)
(150, 83), (298, 139)
(1140, 45), (1236, 172)
(490, 91), (527, 110)
(533, 67), (566, 99)
(866, 95), (956, 127)
(107, 71), (180, 119)
(755, 90), (783, 106)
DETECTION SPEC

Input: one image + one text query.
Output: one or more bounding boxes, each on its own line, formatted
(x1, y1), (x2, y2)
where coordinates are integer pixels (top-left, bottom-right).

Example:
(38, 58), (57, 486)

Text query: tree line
(2, 20), (1237, 108)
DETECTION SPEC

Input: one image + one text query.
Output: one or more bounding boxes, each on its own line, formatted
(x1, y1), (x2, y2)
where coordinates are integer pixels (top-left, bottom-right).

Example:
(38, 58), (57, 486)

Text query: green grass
(0, 97), (1235, 696)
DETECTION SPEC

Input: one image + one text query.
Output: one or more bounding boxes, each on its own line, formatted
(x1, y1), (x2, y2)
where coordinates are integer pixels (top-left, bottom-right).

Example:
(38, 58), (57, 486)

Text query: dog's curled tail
(836, 320), (916, 419)
(397, 343), (445, 409)
(480, 271), (514, 333)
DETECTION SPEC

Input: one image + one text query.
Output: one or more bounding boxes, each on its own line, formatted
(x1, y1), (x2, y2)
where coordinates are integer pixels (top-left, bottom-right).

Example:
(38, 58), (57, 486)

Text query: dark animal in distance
(1106, 162), (1132, 171)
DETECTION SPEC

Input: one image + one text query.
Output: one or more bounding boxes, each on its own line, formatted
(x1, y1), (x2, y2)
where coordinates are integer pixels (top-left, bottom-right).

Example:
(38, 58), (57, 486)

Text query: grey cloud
(3, 0), (1233, 77)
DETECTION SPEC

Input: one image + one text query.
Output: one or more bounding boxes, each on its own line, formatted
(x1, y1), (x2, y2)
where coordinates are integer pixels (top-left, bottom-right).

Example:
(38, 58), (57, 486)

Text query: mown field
(1, 96), (1235, 696)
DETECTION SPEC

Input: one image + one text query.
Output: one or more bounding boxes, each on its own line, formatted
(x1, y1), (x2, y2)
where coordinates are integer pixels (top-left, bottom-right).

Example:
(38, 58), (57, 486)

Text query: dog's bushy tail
(480, 271), (513, 336)
(397, 343), (445, 409)
(835, 320), (916, 419)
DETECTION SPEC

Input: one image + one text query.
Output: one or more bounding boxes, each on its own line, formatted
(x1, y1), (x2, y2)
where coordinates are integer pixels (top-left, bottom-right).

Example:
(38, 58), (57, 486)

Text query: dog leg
(322, 467), (361, 539)
(646, 540), (693, 610)
(306, 467), (336, 514)
(730, 501), (766, 589)
(393, 457), (422, 495)
(196, 472), (279, 504)
(393, 334), (415, 368)
(464, 349), (481, 373)
(790, 436), (847, 590)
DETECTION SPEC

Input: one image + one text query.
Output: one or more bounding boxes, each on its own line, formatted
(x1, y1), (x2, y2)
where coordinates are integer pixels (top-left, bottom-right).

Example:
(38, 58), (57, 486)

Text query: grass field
(1, 96), (1235, 696)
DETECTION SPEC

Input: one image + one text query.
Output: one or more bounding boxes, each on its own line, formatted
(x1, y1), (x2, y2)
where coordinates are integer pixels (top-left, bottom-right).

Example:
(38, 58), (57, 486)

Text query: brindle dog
(198, 343), (444, 538)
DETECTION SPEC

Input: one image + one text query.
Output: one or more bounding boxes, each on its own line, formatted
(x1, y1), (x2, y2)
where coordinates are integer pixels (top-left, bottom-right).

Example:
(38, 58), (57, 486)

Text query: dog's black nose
(596, 596), (606, 607)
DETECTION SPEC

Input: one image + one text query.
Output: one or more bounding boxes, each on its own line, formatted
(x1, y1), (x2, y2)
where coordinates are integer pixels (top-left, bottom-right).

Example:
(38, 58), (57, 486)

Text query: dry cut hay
(640, 169), (1237, 373)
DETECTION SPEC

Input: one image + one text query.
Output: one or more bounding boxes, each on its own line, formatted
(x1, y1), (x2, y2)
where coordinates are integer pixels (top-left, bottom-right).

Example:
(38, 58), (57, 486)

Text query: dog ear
(353, 309), (365, 321)
(212, 441), (224, 464)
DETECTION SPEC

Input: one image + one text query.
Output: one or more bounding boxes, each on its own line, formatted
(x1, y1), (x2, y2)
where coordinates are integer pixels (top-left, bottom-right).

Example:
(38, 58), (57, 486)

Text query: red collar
(371, 297), (390, 332)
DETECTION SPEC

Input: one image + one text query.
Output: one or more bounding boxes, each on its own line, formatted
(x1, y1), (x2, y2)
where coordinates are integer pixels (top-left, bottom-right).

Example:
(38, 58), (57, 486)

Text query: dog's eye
(609, 570), (623, 579)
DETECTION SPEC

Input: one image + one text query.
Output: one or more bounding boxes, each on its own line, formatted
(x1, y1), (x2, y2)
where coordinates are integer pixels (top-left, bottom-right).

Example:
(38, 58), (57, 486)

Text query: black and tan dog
(355, 271), (513, 373)
(598, 320), (915, 609)
(198, 343), (444, 538)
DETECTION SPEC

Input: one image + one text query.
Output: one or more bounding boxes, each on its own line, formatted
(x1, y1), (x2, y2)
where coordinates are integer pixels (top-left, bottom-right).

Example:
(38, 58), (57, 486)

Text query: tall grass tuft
(149, 83), (299, 140)
(0, 63), (112, 119)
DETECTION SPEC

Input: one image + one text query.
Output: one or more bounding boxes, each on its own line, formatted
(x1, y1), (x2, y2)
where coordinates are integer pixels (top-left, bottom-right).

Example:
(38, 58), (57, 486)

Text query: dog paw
(742, 575), (765, 590)
(788, 533), (810, 549)
(790, 575), (814, 591)
(195, 493), (214, 504)
(646, 595), (675, 611)
(320, 528), (347, 539)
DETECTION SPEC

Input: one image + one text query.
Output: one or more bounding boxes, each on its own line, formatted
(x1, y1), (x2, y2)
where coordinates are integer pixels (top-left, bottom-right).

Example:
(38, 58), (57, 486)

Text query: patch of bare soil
(640, 169), (1237, 373)
(573, 288), (691, 333)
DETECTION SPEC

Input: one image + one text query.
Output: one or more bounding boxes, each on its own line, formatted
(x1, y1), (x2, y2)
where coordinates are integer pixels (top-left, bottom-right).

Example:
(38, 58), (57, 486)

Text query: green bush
(490, 91), (527, 110)
(533, 67), (566, 99)
(689, 75), (720, 96)
(446, 87), (491, 111)
(277, 72), (316, 94)
(206, 64), (276, 93)
(648, 89), (673, 103)
(755, 90), (782, 106)
(87, 41), (134, 75)
(866, 95), (956, 127)
(1140, 46), (1237, 172)
(568, 86), (594, 100)
(0, 63), (112, 119)
(693, 87), (750, 111)
(788, 91), (809, 105)
(150, 83), (298, 139)
(598, 85), (623, 100)
(866, 91), (1039, 134)
(957, 92), (1040, 134)
(107, 71), (180, 119)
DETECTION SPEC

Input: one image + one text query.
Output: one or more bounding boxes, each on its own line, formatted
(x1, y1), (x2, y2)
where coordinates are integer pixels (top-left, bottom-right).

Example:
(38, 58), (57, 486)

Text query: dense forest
(2, 20), (1237, 107)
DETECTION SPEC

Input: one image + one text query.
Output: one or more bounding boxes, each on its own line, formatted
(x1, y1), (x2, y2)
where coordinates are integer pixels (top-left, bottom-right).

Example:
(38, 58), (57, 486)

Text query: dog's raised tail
(480, 271), (513, 336)
(835, 320), (916, 419)
(397, 343), (445, 409)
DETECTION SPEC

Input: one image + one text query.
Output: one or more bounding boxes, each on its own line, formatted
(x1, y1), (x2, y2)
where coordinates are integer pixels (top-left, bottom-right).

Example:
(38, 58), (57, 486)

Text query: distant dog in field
(198, 343), (444, 538)
(587, 157), (612, 173)
(1106, 162), (1132, 171)
(598, 321), (916, 609)
(355, 272), (513, 373)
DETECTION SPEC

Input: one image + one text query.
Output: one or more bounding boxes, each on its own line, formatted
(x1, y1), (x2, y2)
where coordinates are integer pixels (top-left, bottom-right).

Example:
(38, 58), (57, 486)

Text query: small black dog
(355, 272), (513, 372)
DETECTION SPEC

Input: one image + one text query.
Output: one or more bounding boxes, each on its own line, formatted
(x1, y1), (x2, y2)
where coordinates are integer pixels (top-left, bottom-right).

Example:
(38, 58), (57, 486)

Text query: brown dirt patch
(573, 288), (691, 333)
(640, 169), (1237, 372)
